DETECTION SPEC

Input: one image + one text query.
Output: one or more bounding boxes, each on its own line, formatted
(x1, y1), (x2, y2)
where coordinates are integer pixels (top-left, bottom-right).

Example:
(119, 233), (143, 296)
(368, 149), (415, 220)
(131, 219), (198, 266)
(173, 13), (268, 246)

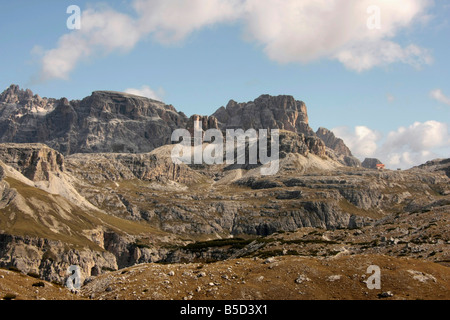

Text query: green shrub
(257, 250), (284, 259)
(183, 238), (253, 252)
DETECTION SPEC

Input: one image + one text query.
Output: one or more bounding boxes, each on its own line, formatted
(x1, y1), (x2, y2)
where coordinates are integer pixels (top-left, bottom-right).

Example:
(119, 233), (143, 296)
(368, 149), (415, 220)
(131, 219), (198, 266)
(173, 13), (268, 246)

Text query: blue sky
(0, 0), (449, 168)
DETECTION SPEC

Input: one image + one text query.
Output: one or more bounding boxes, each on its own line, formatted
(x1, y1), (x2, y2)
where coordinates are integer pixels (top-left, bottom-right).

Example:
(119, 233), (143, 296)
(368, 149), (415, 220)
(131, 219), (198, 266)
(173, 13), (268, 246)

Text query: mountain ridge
(0, 84), (359, 167)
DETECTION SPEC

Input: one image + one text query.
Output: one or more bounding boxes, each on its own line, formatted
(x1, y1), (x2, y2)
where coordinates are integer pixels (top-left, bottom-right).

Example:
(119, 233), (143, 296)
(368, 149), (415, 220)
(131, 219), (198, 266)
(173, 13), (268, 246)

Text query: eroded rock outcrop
(213, 95), (314, 136)
(414, 158), (450, 178)
(0, 87), (188, 155)
(316, 127), (352, 156)
(316, 128), (361, 167)
(0, 234), (118, 283)
(0, 143), (64, 181)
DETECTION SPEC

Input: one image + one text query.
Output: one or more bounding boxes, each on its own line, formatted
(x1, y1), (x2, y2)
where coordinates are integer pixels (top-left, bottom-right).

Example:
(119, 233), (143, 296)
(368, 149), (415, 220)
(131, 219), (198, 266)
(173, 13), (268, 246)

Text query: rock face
(0, 86), (187, 155)
(0, 84), (49, 106)
(0, 143), (64, 181)
(279, 131), (326, 158)
(0, 143), (448, 285)
(316, 127), (352, 157)
(212, 95), (314, 136)
(362, 158), (383, 169)
(0, 234), (118, 284)
(316, 127), (361, 168)
(186, 115), (220, 135)
(66, 145), (203, 185)
(0, 142), (182, 283)
(414, 158), (450, 178)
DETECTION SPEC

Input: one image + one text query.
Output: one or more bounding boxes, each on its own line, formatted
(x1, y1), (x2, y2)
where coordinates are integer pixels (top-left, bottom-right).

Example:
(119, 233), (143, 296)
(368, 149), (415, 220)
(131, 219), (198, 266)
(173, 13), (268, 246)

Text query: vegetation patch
(32, 281), (45, 288)
(256, 250), (285, 259)
(3, 293), (17, 300)
(280, 239), (338, 245)
(182, 238), (254, 252)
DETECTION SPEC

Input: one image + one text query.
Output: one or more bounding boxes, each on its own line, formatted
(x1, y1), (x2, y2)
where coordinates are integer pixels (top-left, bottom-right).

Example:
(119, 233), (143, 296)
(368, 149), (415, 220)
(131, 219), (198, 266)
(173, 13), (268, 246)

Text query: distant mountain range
(0, 84), (361, 167)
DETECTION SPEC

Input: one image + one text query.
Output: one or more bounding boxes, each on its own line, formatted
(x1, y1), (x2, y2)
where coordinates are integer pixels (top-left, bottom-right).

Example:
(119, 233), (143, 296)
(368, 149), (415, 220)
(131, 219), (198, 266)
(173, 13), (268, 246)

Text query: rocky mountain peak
(84, 90), (180, 119)
(212, 94), (313, 136)
(0, 84), (35, 104)
(316, 127), (353, 157)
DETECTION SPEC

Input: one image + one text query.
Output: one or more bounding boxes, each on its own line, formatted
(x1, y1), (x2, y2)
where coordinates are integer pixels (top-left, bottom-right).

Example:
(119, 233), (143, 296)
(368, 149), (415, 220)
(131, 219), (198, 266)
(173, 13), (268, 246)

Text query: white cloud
(335, 41), (432, 72)
(35, 0), (433, 81)
(430, 89), (450, 105)
(332, 121), (450, 169)
(133, 0), (243, 44)
(242, 0), (433, 71)
(36, 0), (240, 81)
(383, 121), (450, 153)
(385, 150), (437, 169)
(332, 126), (380, 159)
(39, 6), (140, 81)
(124, 85), (165, 101)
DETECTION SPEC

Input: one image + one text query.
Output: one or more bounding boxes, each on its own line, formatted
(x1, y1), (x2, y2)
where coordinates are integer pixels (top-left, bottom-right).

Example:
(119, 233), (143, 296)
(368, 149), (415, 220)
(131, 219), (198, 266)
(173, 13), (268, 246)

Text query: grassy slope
(1, 177), (170, 250)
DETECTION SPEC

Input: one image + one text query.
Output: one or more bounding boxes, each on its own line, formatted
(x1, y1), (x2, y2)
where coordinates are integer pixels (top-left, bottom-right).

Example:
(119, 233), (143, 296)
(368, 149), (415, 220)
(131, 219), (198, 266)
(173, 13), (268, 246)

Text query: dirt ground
(1, 254), (448, 301)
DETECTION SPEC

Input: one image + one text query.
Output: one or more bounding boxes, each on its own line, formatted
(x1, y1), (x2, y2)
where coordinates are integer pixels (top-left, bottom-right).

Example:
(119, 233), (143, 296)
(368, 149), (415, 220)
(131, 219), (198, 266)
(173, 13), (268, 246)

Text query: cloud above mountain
(125, 85), (165, 101)
(332, 126), (381, 158)
(35, 0), (433, 81)
(333, 120), (450, 169)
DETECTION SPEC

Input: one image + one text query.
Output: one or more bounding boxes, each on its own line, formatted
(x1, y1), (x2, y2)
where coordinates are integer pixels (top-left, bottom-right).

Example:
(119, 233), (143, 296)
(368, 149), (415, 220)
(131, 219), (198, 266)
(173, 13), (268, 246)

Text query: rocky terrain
(2, 253), (448, 301)
(415, 158), (450, 179)
(0, 85), (448, 300)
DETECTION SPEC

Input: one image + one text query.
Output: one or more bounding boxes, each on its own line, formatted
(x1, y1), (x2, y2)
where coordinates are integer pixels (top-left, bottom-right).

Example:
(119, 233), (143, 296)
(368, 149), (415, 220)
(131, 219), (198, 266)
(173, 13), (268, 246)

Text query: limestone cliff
(213, 94), (314, 136)
(0, 85), (356, 165)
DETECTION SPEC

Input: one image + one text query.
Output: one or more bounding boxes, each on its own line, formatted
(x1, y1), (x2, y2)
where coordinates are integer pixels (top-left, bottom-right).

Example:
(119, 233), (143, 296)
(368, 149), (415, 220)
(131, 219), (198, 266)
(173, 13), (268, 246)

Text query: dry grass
(78, 254), (450, 300)
(0, 268), (81, 300)
(2, 177), (168, 249)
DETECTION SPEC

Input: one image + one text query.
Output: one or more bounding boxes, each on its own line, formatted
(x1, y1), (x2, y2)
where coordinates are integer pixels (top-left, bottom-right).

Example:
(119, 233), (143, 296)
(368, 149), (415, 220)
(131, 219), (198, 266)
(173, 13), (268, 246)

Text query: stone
(327, 275), (342, 282)
(378, 291), (394, 298)
(295, 275), (311, 284)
